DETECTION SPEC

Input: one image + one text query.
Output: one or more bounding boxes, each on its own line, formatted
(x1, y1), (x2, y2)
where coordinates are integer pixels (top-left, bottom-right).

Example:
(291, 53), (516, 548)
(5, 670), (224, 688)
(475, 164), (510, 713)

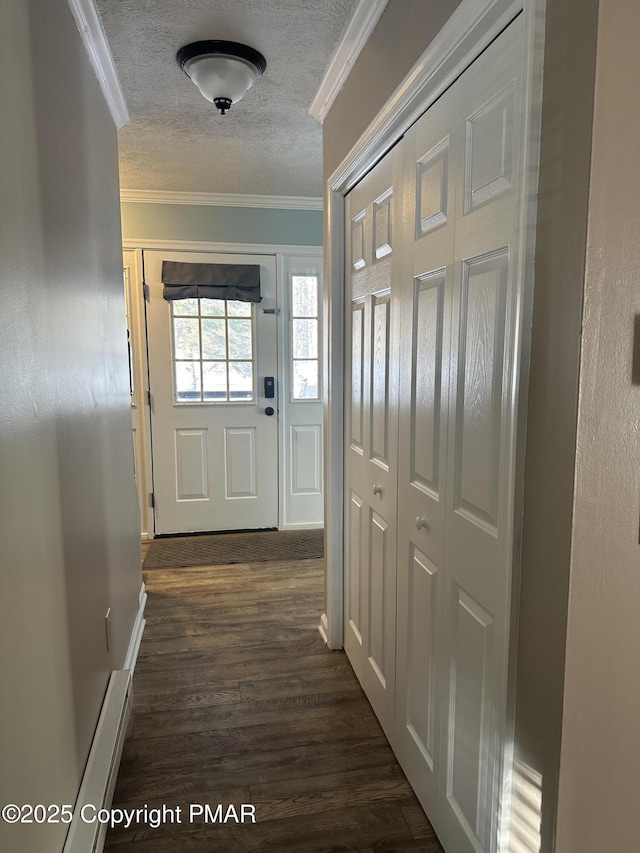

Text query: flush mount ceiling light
(177, 40), (267, 115)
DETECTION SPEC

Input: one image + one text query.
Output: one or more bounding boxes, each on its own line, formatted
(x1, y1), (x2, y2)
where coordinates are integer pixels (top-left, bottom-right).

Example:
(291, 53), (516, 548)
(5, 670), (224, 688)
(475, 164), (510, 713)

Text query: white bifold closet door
(345, 15), (527, 853)
(344, 144), (402, 735)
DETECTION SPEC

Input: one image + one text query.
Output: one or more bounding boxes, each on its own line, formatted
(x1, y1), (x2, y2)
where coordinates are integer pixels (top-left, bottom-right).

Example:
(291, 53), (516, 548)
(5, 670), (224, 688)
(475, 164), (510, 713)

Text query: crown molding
(329, 0), (523, 193)
(120, 189), (323, 211)
(66, 0), (129, 128)
(122, 238), (323, 256)
(309, 0), (389, 124)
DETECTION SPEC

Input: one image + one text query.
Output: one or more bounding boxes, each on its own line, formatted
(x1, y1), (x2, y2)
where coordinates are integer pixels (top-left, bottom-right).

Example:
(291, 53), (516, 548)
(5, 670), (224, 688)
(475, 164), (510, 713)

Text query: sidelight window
(290, 275), (320, 400)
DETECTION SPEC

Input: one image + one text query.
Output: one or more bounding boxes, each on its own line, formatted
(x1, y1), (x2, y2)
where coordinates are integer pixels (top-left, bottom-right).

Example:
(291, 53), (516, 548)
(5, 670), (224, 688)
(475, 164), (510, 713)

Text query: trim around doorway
(322, 0), (544, 650)
(123, 238), (323, 537)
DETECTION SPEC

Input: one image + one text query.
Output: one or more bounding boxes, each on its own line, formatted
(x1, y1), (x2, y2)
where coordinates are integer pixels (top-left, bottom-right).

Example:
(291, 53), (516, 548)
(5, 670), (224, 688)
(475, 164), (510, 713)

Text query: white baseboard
(279, 522), (325, 531)
(62, 671), (132, 853)
(124, 582), (147, 672)
(63, 584), (146, 853)
(318, 612), (329, 645)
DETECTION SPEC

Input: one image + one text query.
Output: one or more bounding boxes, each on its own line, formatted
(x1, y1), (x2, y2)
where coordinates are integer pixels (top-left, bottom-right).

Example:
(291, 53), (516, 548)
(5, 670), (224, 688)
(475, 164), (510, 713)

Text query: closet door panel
(344, 144), (402, 735)
(394, 92), (456, 829)
(393, 16), (526, 853)
(442, 17), (525, 853)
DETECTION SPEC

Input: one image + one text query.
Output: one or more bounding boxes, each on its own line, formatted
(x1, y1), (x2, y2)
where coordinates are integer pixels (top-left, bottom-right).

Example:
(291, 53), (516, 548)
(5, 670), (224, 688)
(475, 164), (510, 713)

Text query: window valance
(161, 261), (262, 302)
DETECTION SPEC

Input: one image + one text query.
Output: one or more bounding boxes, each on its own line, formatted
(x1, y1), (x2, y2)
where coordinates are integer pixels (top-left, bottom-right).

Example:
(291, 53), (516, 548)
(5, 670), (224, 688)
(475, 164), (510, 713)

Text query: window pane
(203, 362), (227, 400)
(173, 298), (199, 316)
(200, 299), (225, 316)
(174, 317), (200, 359)
(292, 318), (317, 359)
(201, 319), (227, 359)
(227, 301), (252, 317)
(292, 276), (318, 317)
(173, 297), (256, 404)
(227, 319), (253, 359)
(175, 361), (201, 401)
(293, 360), (319, 399)
(229, 362), (253, 399)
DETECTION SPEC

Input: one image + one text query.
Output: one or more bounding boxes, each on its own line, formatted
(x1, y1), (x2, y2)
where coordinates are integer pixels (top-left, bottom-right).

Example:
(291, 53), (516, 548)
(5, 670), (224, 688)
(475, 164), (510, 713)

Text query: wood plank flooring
(106, 551), (444, 852)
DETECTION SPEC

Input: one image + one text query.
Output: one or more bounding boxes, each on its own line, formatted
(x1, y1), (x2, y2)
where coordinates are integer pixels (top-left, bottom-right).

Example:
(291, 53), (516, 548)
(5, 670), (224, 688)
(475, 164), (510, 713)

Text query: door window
(172, 298), (255, 402)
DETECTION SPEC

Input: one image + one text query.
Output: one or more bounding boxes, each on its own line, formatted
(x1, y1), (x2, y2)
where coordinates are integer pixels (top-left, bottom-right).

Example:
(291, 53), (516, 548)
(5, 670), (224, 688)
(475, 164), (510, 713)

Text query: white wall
(0, 1), (141, 851)
(555, 1), (640, 849)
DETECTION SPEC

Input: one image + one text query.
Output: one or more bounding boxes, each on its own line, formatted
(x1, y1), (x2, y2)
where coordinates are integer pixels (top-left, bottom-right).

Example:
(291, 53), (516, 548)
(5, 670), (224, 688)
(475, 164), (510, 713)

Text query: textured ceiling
(94, 0), (359, 196)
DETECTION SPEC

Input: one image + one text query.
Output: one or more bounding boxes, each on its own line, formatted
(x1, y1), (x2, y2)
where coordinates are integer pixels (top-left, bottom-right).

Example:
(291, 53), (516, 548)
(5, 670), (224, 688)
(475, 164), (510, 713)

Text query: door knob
(415, 516), (429, 531)
(372, 484), (382, 496)
(265, 406), (275, 416)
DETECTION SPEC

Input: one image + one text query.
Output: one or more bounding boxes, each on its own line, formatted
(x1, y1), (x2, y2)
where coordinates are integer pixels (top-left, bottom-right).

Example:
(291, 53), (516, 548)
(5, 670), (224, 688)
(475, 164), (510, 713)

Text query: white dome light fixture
(177, 40), (267, 115)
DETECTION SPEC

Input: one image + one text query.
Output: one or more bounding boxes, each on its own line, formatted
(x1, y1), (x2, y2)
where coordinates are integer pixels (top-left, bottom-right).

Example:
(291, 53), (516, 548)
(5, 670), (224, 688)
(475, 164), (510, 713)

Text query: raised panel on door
(175, 428), (209, 500)
(344, 143), (402, 735)
(350, 301), (365, 451)
(453, 252), (508, 535)
(446, 586), (495, 852)
(224, 427), (257, 498)
(290, 425), (322, 494)
(405, 546), (440, 764)
(367, 509), (390, 689)
(370, 291), (391, 468)
(346, 490), (365, 655)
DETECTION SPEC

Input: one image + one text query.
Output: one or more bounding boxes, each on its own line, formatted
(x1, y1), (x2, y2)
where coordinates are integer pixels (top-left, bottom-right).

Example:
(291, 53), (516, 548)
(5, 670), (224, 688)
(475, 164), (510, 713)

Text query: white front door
(144, 250), (279, 535)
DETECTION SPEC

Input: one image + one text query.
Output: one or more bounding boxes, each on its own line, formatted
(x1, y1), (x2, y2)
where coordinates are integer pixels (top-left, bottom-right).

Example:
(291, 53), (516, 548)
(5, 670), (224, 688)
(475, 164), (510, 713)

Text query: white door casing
(123, 249), (153, 539)
(344, 145), (402, 736)
(144, 250), (279, 534)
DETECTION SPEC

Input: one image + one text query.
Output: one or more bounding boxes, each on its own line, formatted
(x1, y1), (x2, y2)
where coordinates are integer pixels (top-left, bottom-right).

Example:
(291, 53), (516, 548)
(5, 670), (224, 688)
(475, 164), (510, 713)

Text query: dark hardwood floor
(105, 551), (444, 852)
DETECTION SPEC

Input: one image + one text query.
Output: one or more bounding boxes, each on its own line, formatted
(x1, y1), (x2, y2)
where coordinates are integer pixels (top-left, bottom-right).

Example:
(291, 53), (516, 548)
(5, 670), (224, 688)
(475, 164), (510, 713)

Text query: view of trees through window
(172, 298), (254, 402)
(291, 275), (320, 400)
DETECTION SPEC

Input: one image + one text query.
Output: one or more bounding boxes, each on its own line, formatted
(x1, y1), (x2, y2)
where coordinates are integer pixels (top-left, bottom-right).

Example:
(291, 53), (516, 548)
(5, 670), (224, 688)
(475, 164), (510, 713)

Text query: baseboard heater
(62, 670), (132, 853)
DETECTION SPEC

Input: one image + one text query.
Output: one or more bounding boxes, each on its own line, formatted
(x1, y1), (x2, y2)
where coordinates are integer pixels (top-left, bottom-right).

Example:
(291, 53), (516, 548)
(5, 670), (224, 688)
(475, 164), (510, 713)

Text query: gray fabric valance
(161, 261), (262, 303)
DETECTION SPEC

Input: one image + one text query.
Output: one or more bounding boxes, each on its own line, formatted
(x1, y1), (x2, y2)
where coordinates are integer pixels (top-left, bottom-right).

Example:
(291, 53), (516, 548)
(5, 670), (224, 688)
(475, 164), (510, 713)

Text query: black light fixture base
(213, 97), (233, 115)
(177, 40), (267, 76)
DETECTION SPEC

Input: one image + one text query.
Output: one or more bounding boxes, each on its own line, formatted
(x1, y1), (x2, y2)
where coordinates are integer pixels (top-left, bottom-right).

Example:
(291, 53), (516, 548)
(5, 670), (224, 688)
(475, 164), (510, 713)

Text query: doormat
(142, 529), (324, 569)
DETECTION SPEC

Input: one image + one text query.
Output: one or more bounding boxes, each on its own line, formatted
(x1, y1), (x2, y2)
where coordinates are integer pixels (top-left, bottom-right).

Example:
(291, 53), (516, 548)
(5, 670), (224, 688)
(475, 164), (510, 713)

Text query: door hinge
(147, 389), (152, 407)
(150, 493), (155, 509)
(142, 282), (150, 301)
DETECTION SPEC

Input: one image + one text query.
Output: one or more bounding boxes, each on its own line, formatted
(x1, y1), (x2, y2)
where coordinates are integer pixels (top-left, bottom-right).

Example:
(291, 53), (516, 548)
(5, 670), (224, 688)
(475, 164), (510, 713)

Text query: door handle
(265, 406), (275, 416)
(372, 484), (382, 496)
(415, 516), (429, 531)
